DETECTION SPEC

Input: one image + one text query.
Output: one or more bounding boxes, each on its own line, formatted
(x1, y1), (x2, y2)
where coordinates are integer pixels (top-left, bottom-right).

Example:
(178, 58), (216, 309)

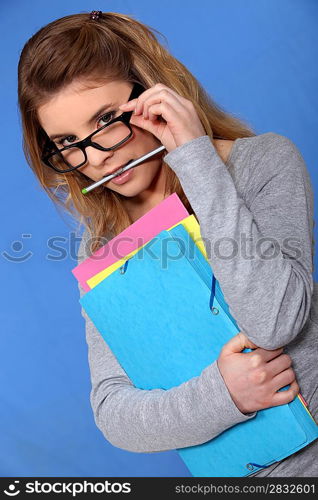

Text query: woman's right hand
(217, 332), (299, 414)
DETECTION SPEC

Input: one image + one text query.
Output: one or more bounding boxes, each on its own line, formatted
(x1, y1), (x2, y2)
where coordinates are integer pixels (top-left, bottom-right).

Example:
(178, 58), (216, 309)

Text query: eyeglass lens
(49, 118), (131, 171)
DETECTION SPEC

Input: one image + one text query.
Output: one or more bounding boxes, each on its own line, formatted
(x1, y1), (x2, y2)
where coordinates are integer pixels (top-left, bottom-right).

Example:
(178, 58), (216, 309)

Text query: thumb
(221, 332), (258, 356)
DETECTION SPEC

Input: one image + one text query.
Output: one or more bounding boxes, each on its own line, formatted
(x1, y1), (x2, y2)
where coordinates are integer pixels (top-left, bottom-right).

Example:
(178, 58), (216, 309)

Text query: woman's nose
(85, 145), (114, 168)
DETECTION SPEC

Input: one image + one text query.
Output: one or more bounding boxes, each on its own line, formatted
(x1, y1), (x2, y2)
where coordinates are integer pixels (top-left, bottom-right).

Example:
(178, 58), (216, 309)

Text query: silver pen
(81, 145), (166, 194)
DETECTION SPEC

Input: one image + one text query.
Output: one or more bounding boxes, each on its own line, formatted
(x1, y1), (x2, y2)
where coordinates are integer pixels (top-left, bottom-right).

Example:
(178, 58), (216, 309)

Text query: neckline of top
(224, 133), (259, 167)
(224, 137), (241, 167)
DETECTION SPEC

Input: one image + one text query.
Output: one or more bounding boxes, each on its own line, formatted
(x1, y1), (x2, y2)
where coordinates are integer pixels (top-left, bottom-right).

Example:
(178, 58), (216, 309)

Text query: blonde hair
(18, 11), (256, 253)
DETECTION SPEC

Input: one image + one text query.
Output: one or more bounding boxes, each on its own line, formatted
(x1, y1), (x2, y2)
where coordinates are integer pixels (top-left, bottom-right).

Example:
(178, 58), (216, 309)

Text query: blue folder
(80, 224), (318, 477)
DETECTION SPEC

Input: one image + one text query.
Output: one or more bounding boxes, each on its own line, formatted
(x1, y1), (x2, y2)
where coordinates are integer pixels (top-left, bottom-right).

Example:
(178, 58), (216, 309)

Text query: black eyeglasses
(41, 82), (145, 173)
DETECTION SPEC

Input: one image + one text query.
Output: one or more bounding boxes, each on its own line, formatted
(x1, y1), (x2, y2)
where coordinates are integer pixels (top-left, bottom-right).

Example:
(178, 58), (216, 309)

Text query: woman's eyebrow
(49, 102), (116, 141)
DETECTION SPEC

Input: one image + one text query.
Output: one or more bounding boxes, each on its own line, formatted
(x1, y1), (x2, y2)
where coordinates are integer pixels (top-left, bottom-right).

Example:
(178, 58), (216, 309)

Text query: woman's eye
(57, 135), (77, 147)
(98, 111), (115, 127)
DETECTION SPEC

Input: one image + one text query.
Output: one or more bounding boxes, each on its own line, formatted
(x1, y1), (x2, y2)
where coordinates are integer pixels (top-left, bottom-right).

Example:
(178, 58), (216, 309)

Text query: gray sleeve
(77, 233), (256, 453)
(164, 133), (314, 350)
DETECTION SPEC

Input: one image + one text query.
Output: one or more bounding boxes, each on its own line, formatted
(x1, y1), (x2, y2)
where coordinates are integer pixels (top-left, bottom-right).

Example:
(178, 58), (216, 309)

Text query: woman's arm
(77, 233), (256, 453)
(164, 132), (314, 350)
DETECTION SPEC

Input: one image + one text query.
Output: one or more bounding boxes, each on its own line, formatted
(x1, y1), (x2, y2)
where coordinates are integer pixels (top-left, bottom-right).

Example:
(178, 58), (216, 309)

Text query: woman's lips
(104, 159), (134, 178)
(110, 167), (134, 185)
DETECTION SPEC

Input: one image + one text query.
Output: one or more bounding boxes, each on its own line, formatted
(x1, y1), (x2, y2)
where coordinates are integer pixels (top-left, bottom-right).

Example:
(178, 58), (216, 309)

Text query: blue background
(1, 0), (317, 477)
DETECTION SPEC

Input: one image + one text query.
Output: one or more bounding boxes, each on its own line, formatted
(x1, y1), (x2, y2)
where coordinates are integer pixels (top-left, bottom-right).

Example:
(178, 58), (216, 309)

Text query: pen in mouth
(81, 145), (166, 194)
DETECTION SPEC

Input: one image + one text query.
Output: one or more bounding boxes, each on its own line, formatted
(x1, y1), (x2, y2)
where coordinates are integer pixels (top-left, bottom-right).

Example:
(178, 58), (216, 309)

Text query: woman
(17, 11), (318, 477)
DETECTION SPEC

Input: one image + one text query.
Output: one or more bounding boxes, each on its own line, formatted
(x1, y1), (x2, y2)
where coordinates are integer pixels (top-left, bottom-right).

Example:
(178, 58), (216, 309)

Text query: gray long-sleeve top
(77, 132), (318, 476)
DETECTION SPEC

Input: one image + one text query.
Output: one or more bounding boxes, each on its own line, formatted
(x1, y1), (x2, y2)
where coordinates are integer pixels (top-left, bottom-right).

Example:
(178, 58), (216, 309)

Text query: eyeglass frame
(41, 82), (145, 174)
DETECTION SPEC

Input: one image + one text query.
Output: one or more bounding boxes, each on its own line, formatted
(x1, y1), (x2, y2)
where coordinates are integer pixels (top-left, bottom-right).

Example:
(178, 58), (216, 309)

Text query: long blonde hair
(18, 11), (256, 252)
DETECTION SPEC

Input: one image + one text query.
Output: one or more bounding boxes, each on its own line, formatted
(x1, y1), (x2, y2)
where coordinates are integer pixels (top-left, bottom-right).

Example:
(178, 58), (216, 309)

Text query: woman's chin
(107, 181), (148, 198)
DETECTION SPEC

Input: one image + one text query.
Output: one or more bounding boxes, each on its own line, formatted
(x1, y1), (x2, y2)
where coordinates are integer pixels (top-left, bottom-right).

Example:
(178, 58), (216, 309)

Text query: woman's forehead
(37, 79), (131, 133)
(40, 78), (130, 110)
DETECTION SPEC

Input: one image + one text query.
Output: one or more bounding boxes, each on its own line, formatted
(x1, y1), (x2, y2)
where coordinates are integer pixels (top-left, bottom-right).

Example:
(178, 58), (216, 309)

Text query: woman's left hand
(118, 83), (207, 153)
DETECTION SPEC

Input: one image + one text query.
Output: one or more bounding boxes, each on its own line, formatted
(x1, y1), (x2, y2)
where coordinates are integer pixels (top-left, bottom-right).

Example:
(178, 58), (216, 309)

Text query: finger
(253, 346), (284, 363)
(141, 91), (186, 120)
(128, 113), (164, 134)
(129, 96), (180, 126)
(128, 112), (178, 152)
(152, 84), (192, 107)
(221, 332), (252, 356)
(119, 98), (138, 112)
(271, 379), (299, 407)
(234, 331), (260, 350)
(135, 85), (188, 115)
(141, 101), (183, 128)
(120, 86), (187, 117)
(146, 101), (181, 123)
(238, 333), (261, 351)
(266, 353), (292, 376)
(271, 367), (296, 393)
(143, 89), (188, 118)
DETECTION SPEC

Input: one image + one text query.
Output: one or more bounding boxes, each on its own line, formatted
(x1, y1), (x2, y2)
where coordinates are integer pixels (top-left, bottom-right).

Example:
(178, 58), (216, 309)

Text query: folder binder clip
(246, 462), (270, 471)
(119, 259), (129, 275)
(209, 274), (218, 314)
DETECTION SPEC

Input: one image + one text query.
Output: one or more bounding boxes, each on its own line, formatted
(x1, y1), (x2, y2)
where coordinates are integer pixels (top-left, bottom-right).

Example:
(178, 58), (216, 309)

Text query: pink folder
(72, 192), (189, 291)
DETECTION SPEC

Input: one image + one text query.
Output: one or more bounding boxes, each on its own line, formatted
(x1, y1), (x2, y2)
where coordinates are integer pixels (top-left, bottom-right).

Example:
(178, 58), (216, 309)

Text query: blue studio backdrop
(1, 0), (318, 477)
